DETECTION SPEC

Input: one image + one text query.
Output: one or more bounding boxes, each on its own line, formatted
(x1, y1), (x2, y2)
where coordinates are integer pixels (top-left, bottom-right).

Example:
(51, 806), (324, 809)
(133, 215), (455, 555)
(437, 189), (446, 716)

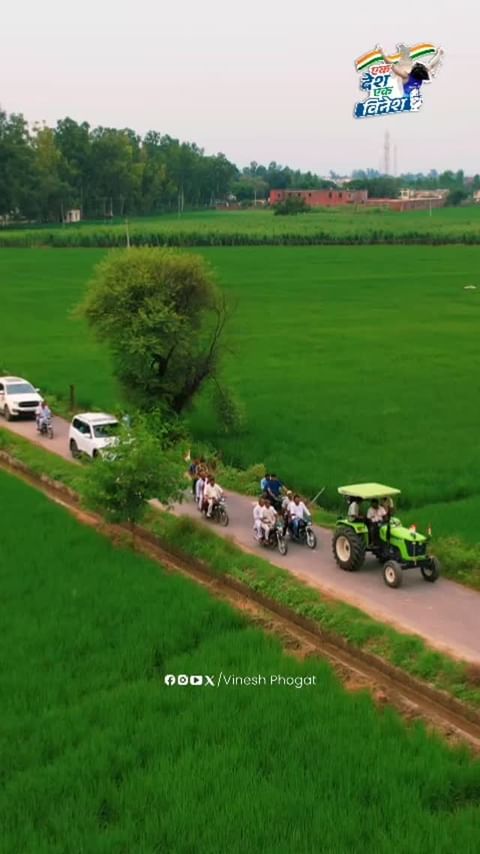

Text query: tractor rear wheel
(421, 557), (440, 583)
(383, 560), (403, 589)
(332, 527), (365, 571)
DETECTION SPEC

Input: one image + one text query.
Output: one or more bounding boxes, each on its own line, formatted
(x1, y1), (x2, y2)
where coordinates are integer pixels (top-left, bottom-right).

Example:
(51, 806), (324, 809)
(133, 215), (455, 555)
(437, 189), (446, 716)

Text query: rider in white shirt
(366, 500), (386, 524)
(287, 495), (310, 537)
(203, 477), (223, 517)
(260, 499), (277, 543)
(253, 497), (265, 538)
(195, 474), (206, 510)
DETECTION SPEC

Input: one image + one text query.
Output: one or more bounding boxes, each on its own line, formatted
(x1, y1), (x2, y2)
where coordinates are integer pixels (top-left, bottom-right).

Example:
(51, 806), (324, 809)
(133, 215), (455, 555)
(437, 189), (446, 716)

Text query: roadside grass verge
(0, 428), (86, 492)
(3, 467), (480, 852)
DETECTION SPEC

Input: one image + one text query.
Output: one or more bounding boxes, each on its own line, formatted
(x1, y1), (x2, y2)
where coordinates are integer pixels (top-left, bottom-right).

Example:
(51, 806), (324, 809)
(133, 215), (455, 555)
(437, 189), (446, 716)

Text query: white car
(68, 412), (119, 458)
(0, 376), (43, 420)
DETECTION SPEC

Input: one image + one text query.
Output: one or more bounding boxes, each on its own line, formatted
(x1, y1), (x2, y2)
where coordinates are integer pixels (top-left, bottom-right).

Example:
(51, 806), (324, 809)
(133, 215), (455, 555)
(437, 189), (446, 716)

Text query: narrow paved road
(3, 414), (480, 664)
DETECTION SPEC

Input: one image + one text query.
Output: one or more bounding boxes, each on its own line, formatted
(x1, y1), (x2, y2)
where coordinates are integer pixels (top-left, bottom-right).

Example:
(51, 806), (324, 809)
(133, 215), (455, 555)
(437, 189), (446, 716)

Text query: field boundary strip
(2, 447), (480, 751)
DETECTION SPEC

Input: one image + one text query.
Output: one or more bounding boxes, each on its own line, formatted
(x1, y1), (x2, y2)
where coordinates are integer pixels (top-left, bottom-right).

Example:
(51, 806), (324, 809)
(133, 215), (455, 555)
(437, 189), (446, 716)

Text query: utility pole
(125, 219), (130, 249)
(393, 144), (398, 177)
(384, 130), (391, 176)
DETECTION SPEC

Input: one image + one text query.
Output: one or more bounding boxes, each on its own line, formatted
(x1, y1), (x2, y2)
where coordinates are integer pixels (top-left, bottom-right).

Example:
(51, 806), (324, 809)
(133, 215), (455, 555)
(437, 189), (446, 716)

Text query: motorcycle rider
(253, 496), (265, 539)
(203, 476), (224, 518)
(36, 400), (52, 433)
(260, 498), (277, 544)
(267, 473), (283, 509)
(195, 470), (207, 511)
(281, 490), (293, 535)
(287, 494), (311, 538)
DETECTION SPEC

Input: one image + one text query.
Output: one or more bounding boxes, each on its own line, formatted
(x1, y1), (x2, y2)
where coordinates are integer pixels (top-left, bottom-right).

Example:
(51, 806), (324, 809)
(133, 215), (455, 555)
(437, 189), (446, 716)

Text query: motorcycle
(287, 517), (317, 549)
(253, 520), (288, 555)
(36, 416), (54, 440)
(203, 496), (229, 527)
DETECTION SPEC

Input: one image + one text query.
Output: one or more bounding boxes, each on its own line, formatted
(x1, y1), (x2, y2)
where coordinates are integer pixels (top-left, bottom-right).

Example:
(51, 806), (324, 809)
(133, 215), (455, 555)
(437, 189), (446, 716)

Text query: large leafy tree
(80, 248), (228, 414)
(55, 117), (92, 212)
(89, 127), (142, 216)
(31, 125), (70, 221)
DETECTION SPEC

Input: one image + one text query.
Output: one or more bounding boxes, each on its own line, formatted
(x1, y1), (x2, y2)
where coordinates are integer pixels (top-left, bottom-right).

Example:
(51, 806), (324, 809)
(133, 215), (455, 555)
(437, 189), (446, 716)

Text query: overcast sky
(2, 0), (476, 174)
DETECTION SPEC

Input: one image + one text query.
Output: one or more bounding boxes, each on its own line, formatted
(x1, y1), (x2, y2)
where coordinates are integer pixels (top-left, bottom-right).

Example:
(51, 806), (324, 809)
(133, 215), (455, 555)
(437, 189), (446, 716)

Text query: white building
(399, 188), (448, 201)
(64, 209), (81, 223)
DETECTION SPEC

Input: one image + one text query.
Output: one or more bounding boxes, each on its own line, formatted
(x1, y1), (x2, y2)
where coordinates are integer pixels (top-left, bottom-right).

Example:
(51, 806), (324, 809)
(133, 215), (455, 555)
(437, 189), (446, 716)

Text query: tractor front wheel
(383, 560), (403, 589)
(421, 557), (440, 583)
(332, 527), (365, 571)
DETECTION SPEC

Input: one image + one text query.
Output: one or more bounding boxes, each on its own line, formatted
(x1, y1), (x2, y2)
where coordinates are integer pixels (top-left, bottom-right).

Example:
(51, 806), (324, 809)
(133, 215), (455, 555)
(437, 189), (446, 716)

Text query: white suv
(0, 376), (43, 420)
(68, 412), (119, 458)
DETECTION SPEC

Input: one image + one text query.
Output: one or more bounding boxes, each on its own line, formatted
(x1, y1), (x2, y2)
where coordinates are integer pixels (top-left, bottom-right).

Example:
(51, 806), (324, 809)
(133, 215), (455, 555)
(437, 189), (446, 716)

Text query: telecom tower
(393, 144), (398, 177)
(384, 130), (391, 176)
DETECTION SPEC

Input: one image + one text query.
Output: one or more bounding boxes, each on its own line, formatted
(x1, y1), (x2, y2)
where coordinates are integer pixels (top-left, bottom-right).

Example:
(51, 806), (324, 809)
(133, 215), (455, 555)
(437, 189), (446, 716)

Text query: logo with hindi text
(353, 42), (444, 119)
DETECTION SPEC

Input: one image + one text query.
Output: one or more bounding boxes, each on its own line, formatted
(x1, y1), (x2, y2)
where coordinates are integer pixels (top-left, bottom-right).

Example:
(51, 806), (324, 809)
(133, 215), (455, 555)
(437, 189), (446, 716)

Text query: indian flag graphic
(355, 43), (437, 72)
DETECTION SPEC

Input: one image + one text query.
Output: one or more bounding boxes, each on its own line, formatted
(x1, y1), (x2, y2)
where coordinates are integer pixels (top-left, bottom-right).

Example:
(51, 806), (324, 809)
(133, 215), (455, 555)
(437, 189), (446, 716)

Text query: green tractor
(332, 483), (440, 589)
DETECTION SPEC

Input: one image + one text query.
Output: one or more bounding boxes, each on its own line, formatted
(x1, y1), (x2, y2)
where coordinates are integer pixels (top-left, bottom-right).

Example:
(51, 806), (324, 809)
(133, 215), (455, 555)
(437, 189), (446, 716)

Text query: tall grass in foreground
(1, 469), (480, 852)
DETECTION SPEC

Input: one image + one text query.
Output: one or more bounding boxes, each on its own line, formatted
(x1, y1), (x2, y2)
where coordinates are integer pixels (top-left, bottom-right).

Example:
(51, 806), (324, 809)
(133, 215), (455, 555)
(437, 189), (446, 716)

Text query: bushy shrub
(216, 461), (265, 496)
(273, 196), (311, 216)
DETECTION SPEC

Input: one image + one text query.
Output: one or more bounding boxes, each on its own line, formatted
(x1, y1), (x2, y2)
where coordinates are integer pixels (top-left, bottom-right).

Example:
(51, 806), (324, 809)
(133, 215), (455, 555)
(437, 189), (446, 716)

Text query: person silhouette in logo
(377, 43), (444, 97)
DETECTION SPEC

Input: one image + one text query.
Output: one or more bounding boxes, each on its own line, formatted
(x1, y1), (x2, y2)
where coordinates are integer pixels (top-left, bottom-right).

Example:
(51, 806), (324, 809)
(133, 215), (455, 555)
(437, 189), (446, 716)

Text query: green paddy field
(1, 469), (480, 852)
(2, 244), (480, 530)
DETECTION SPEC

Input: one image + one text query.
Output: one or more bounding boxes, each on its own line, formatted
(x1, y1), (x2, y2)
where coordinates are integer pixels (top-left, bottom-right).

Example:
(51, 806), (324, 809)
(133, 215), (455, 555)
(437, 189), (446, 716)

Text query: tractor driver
(366, 499), (387, 545)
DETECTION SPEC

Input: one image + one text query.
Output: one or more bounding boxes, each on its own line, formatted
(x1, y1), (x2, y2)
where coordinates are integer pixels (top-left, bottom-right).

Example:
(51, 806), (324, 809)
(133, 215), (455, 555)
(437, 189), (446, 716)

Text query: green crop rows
(1, 469), (480, 852)
(2, 206), (480, 247)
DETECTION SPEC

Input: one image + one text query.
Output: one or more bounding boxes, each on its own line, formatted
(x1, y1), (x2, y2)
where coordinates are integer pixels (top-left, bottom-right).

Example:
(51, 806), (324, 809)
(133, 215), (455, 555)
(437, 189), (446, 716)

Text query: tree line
(1, 107), (478, 222)
(0, 109), (336, 222)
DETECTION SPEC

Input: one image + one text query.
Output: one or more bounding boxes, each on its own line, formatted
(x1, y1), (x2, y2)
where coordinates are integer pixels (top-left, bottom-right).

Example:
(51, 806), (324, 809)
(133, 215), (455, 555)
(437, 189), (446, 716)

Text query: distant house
(473, 191), (480, 204)
(64, 209), (81, 224)
(399, 188), (448, 202)
(269, 189), (368, 207)
(366, 196), (445, 212)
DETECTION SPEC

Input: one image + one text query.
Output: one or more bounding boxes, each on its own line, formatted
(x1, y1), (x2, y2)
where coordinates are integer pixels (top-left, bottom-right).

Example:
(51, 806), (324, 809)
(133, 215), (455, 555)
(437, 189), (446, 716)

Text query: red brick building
(269, 188), (368, 207)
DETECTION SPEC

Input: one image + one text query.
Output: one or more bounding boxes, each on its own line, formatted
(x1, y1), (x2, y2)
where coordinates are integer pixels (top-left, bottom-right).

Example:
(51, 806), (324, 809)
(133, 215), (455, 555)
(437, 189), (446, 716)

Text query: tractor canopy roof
(338, 483), (401, 500)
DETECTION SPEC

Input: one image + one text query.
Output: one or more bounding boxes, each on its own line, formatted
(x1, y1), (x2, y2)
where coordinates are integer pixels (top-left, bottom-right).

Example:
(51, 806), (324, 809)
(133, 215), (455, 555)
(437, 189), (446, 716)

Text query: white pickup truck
(0, 376), (42, 420)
